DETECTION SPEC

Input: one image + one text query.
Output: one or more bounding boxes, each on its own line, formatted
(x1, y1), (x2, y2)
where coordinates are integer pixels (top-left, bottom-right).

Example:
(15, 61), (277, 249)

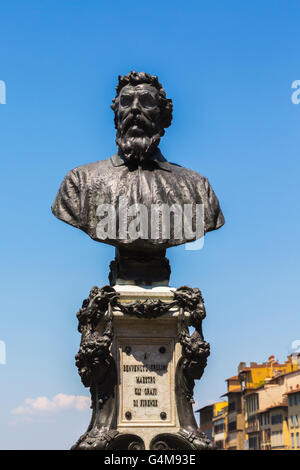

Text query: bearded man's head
(111, 71), (173, 164)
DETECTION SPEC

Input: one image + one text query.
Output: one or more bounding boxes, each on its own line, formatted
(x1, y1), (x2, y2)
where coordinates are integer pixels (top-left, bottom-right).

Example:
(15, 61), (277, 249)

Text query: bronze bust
(52, 71), (224, 284)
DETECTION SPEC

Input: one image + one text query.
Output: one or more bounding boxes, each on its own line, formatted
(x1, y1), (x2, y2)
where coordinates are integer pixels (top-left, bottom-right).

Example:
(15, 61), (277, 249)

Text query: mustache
(119, 112), (155, 136)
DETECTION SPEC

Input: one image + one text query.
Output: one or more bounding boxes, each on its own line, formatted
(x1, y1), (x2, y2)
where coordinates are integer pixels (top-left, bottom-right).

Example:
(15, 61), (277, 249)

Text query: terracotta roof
(239, 363), (290, 372)
(268, 404), (288, 410)
(195, 404), (214, 413)
(265, 399), (288, 411)
(257, 408), (270, 415)
(267, 369), (300, 383)
(226, 375), (239, 381)
(221, 388), (241, 397)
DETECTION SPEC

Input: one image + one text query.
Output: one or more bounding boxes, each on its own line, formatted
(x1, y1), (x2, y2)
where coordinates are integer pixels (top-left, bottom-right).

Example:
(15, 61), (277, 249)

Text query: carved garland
(73, 284), (212, 450)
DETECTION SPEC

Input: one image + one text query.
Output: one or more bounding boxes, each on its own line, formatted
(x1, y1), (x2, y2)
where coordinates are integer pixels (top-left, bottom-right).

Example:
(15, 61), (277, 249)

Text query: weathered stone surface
(118, 338), (174, 424)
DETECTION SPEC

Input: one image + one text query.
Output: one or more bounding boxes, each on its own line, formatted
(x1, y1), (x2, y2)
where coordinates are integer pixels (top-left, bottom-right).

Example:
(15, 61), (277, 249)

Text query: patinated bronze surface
(52, 149), (224, 250)
(52, 71), (224, 284)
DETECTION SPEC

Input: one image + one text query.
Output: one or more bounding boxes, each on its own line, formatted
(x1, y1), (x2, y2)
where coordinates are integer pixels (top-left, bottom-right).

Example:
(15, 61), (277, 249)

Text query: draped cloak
(52, 149), (225, 253)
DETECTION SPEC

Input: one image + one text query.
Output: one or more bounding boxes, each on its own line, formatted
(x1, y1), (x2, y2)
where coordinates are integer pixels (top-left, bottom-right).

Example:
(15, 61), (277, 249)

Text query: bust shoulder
(167, 161), (208, 184)
(70, 157), (112, 175)
(63, 158), (115, 188)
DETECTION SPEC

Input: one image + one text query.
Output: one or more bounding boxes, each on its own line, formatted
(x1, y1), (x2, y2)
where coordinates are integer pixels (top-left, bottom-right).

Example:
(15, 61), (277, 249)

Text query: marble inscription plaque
(118, 338), (175, 426)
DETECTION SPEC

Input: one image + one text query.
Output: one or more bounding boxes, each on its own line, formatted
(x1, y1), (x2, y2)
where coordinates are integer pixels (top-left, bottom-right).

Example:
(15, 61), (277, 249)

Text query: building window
(272, 431), (283, 447)
(271, 413), (283, 425)
(228, 420), (237, 432)
(271, 432), (275, 446)
(260, 413), (269, 426)
(214, 421), (225, 434)
(291, 433), (295, 448)
(228, 401), (235, 412)
(290, 415), (299, 428)
(249, 435), (258, 449)
(247, 395), (258, 415)
(271, 431), (283, 447)
(297, 432), (300, 449)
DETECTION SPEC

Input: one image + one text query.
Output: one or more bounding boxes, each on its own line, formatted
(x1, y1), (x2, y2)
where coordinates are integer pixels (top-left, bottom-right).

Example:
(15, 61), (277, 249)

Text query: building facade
(287, 387), (300, 450)
(222, 376), (245, 449)
(197, 401), (228, 447)
(197, 354), (300, 450)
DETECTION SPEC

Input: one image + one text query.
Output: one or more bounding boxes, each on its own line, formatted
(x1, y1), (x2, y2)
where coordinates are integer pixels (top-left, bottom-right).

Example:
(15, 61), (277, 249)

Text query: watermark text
(0, 340), (6, 365)
(291, 80), (300, 104)
(0, 80), (6, 104)
(95, 197), (205, 250)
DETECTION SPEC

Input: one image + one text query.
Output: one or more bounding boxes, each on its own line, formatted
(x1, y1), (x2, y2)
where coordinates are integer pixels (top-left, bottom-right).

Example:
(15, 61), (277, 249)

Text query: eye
(120, 95), (133, 107)
(139, 94), (156, 108)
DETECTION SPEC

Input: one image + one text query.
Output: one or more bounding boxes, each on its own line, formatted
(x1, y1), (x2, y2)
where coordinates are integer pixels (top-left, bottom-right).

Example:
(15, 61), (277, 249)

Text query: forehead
(119, 83), (159, 96)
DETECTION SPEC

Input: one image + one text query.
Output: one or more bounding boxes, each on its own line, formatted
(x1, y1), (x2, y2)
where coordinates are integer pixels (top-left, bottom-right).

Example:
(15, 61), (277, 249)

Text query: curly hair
(111, 71), (173, 131)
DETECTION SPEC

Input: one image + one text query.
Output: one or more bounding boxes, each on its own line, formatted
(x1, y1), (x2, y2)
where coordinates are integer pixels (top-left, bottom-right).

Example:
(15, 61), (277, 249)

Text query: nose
(131, 96), (140, 115)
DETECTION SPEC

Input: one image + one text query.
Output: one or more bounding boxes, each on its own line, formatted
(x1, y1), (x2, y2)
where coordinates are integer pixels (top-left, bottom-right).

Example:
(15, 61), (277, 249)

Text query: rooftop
(226, 375), (239, 381)
(265, 398), (288, 411)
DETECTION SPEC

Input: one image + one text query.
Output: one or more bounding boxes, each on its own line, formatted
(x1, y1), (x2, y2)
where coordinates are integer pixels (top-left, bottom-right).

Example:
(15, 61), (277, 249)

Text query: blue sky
(1, 0), (300, 449)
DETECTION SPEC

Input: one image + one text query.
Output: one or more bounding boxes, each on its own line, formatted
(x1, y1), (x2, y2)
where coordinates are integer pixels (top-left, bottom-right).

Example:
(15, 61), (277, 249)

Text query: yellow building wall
(269, 409), (289, 450)
(245, 363), (297, 389)
(288, 399), (300, 450)
(214, 401), (228, 416)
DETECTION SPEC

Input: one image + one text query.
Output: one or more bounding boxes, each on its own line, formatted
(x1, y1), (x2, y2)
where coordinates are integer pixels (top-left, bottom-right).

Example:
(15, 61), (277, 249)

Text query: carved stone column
(71, 285), (213, 450)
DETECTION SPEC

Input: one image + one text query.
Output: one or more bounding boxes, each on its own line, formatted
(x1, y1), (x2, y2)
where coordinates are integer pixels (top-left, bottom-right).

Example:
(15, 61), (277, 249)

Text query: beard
(116, 133), (161, 164)
(116, 112), (162, 164)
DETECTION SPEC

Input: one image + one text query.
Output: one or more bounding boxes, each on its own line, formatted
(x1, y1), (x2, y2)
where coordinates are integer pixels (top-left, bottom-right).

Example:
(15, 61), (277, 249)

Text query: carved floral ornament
(76, 284), (207, 328)
(72, 284), (213, 450)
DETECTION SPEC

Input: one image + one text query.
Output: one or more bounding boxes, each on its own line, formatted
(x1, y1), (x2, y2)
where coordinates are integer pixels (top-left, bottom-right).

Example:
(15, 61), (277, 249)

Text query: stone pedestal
(113, 286), (179, 449)
(72, 285), (213, 450)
